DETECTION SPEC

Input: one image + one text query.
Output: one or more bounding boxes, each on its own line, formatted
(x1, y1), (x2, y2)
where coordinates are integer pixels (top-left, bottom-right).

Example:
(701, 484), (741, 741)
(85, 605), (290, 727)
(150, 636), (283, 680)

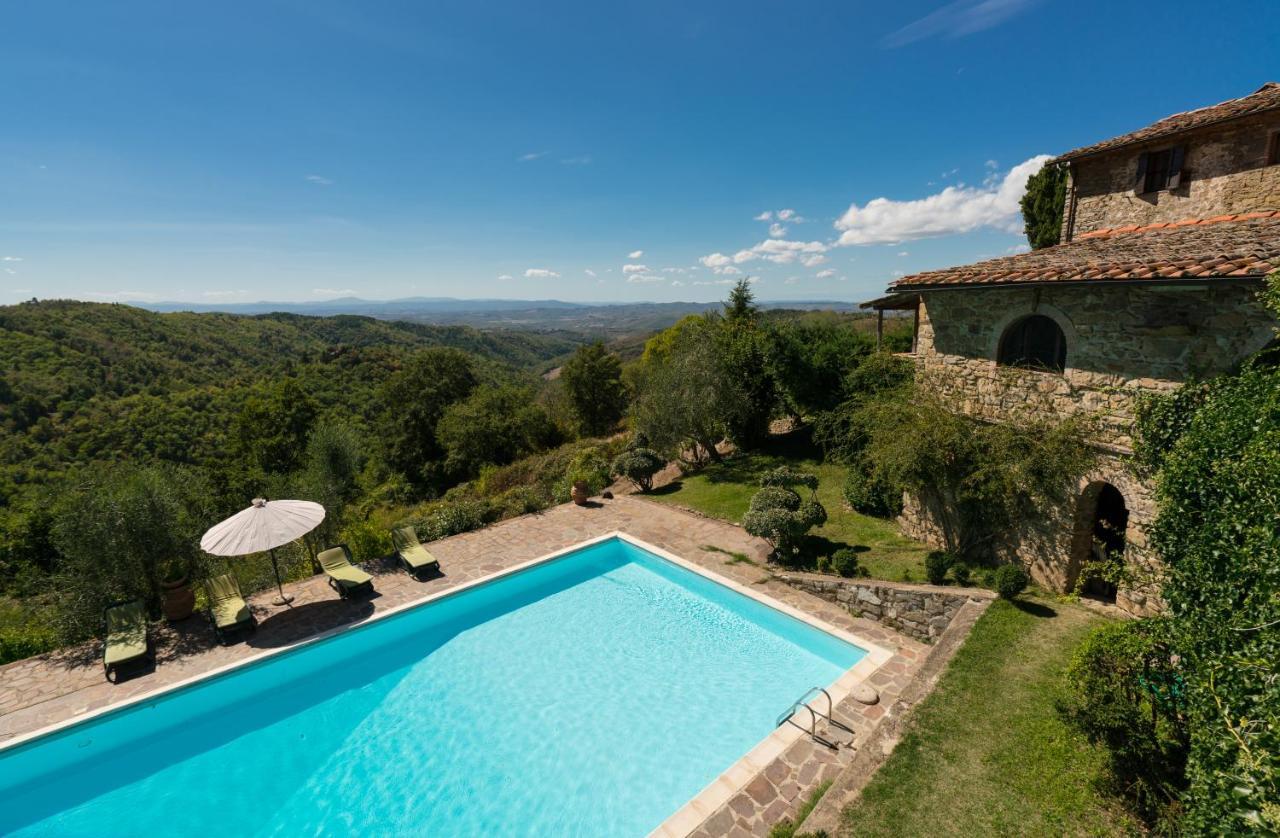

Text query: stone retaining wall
(778, 573), (994, 643)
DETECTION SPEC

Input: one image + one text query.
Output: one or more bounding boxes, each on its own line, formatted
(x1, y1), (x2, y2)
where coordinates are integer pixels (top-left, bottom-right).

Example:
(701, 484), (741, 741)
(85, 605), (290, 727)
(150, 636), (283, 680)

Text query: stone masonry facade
(1064, 111), (1280, 239)
(899, 281), (1273, 616)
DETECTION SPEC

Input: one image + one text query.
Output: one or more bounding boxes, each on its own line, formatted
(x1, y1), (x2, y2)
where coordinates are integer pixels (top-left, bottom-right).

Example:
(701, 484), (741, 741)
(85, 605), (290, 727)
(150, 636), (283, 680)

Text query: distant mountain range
(138, 297), (863, 336)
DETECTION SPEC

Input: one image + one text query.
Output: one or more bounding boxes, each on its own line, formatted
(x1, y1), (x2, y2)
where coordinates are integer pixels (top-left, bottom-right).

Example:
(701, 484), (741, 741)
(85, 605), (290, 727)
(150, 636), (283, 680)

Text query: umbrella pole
(269, 548), (294, 606)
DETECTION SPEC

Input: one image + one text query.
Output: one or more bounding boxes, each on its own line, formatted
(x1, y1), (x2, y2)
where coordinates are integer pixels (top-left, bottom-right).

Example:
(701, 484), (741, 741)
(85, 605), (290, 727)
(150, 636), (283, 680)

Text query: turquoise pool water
(0, 537), (866, 837)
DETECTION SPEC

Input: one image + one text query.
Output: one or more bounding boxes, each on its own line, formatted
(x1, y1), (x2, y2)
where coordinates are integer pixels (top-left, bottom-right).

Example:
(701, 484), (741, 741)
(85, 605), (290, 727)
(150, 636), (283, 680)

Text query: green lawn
(647, 432), (931, 582)
(839, 595), (1139, 837)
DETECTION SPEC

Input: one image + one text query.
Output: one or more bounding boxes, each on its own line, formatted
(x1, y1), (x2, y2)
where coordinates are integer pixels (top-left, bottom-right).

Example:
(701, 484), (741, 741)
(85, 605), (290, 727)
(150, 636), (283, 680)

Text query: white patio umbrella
(200, 498), (326, 605)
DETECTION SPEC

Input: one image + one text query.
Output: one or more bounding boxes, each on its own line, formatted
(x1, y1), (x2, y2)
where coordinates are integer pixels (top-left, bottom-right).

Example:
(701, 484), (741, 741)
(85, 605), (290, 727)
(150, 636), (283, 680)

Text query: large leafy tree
(716, 280), (776, 449)
(51, 464), (213, 635)
(375, 348), (478, 492)
(1020, 161), (1067, 250)
(232, 377), (319, 476)
(436, 385), (560, 477)
(560, 342), (626, 437)
(631, 317), (747, 464)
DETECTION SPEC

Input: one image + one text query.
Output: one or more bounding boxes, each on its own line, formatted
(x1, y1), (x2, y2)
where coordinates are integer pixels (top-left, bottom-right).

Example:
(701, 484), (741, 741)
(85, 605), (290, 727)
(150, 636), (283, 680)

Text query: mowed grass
(839, 595), (1139, 837)
(648, 431), (930, 582)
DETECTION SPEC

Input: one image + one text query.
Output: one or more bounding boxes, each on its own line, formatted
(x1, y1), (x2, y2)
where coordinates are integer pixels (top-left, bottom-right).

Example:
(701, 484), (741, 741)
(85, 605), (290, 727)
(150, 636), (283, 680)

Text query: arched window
(997, 314), (1066, 372)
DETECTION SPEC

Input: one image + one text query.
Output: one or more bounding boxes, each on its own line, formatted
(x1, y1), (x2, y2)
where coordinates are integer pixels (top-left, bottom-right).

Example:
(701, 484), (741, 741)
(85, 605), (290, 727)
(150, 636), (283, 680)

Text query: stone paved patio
(0, 496), (933, 837)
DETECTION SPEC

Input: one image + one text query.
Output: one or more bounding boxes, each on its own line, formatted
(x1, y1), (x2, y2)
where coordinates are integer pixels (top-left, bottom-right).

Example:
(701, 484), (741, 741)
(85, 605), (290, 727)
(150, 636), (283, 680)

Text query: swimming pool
(0, 534), (874, 836)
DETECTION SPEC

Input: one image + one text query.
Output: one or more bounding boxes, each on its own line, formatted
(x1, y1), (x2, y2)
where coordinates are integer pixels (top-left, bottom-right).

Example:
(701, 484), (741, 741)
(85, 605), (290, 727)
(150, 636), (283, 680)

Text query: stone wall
(915, 281), (1274, 450)
(1067, 111), (1280, 237)
(779, 572), (994, 643)
(897, 454), (1163, 617)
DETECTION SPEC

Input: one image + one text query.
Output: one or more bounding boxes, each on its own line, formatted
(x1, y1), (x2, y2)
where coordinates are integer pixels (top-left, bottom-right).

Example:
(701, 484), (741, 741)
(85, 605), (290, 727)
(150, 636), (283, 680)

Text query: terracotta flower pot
(571, 481), (590, 506)
(161, 577), (196, 622)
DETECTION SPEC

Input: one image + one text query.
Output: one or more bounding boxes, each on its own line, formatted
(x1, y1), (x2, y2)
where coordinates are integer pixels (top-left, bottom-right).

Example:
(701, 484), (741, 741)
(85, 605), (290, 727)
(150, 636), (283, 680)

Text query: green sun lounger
(205, 574), (256, 643)
(390, 526), (441, 577)
(103, 600), (153, 683)
(318, 545), (375, 599)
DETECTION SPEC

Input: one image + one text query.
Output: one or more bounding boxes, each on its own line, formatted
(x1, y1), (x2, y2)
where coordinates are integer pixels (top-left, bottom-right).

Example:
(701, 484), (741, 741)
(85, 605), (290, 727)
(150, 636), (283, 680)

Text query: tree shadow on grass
(648, 481), (684, 496)
(1012, 598), (1058, 619)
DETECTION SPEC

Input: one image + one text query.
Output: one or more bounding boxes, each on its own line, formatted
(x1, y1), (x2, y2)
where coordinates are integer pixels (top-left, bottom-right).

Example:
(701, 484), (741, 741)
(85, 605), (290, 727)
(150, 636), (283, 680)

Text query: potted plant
(571, 480), (590, 506)
(160, 558), (196, 622)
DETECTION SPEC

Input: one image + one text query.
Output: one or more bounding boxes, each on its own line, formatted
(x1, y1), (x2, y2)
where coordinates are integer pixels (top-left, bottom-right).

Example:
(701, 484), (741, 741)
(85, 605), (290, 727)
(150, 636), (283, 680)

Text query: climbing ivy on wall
(1117, 269), (1280, 832)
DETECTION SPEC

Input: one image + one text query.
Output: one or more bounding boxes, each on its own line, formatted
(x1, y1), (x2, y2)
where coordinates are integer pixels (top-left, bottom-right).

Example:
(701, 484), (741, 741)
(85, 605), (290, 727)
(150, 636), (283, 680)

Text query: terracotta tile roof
(889, 212), (1280, 290)
(1054, 82), (1280, 163)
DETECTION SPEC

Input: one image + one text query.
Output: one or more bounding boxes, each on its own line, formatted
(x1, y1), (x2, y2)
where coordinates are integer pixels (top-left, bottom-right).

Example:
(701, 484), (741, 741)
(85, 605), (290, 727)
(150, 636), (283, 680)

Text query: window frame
(995, 314), (1068, 374)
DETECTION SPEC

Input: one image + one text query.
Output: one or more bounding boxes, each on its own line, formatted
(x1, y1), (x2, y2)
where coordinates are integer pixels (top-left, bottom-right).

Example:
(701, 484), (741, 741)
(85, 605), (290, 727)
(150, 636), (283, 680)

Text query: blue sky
(2, 0), (1276, 305)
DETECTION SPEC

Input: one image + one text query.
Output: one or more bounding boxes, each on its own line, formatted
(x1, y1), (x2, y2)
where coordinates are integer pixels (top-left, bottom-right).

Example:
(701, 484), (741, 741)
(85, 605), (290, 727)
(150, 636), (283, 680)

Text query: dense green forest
(0, 300), (585, 500)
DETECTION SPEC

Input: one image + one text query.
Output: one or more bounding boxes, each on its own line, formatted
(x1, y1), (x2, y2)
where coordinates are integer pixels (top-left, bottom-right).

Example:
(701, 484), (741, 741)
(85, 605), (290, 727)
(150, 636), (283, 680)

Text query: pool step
(775, 686), (856, 750)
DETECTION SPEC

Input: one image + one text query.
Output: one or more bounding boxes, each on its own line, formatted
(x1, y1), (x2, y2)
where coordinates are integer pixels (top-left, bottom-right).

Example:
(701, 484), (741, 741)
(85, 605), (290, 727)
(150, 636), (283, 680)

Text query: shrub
(841, 463), (903, 518)
(403, 498), (492, 543)
(610, 447), (665, 493)
(951, 563), (971, 586)
(338, 518), (394, 562)
(924, 550), (952, 585)
(742, 470), (827, 562)
(994, 564), (1029, 599)
(816, 555), (832, 574)
(1062, 619), (1188, 828)
(831, 548), (860, 578)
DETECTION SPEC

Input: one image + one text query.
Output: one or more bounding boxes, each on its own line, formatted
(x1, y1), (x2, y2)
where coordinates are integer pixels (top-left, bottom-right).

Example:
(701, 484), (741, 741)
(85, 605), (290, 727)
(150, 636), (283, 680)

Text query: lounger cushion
(104, 603), (148, 666)
(317, 547), (373, 588)
(400, 543), (439, 570)
(327, 565), (373, 588)
(206, 574), (253, 629)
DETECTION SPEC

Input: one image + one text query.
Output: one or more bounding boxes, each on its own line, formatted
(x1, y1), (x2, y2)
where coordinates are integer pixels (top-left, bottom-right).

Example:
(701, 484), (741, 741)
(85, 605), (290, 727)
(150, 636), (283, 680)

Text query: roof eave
(888, 274), (1269, 293)
(1052, 101), (1280, 165)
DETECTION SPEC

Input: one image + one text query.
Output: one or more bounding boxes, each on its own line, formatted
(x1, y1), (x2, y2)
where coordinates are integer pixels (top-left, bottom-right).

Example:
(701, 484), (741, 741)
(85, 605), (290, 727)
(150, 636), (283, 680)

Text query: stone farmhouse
(867, 83), (1280, 616)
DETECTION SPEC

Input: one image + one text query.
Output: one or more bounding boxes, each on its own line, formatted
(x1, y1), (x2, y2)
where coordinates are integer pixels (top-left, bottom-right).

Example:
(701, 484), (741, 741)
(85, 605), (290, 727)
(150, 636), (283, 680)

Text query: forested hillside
(0, 300), (584, 499)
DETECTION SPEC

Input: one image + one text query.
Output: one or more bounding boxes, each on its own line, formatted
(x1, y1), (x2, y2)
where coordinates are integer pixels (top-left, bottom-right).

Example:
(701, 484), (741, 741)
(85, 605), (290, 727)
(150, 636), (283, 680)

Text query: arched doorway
(1076, 483), (1128, 602)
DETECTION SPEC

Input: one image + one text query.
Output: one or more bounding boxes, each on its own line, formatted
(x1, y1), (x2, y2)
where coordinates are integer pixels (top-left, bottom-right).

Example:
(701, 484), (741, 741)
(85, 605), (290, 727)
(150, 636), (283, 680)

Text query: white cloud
(834, 155), (1051, 246)
(777, 208), (797, 221)
(801, 254), (827, 267)
(897, 250), (910, 257)
(662, 267), (686, 273)
(1005, 243), (1031, 254)
(498, 273), (514, 280)
(305, 174), (333, 186)
(753, 211), (773, 221)
(622, 263), (649, 274)
(524, 268), (559, 278)
(518, 152), (546, 162)
(626, 273), (665, 283)
(700, 252), (733, 268)
(815, 269), (836, 279)
(628, 250), (644, 259)
(201, 290), (249, 298)
(768, 223), (787, 238)
(1, 256), (22, 262)
(312, 288), (355, 296)
(584, 268), (597, 277)
(714, 265), (743, 275)
(694, 279), (736, 286)
(882, 0), (1039, 48)
(670, 279), (685, 287)
(784, 276), (799, 285)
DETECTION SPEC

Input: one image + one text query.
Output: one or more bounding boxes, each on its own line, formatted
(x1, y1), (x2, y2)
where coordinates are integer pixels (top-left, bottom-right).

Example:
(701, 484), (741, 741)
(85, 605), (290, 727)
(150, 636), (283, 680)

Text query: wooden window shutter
(1134, 152), (1149, 193)
(1166, 145), (1186, 189)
